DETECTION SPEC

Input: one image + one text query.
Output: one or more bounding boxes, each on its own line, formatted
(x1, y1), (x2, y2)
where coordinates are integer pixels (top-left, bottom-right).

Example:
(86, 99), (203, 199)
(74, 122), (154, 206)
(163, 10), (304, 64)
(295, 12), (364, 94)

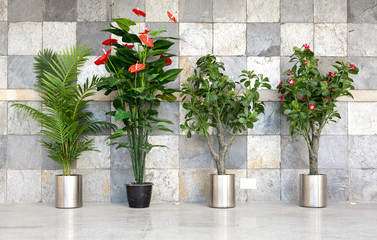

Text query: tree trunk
(217, 145), (226, 175)
(309, 121), (320, 175)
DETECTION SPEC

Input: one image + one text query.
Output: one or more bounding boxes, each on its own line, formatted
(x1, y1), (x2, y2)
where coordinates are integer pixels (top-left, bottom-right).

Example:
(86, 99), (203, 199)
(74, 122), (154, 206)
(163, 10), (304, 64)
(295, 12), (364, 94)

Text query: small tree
(277, 45), (359, 175)
(180, 55), (271, 175)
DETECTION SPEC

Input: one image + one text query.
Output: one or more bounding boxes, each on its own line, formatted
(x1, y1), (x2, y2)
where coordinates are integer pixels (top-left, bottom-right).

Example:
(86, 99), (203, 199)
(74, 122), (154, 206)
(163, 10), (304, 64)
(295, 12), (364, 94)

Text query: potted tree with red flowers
(278, 44), (359, 208)
(180, 55), (270, 208)
(95, 8), (181, 208)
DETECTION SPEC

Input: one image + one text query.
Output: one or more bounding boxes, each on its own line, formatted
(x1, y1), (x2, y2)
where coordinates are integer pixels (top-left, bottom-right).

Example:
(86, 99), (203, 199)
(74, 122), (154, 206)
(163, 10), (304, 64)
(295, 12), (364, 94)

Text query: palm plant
(12, 45), (114, 176)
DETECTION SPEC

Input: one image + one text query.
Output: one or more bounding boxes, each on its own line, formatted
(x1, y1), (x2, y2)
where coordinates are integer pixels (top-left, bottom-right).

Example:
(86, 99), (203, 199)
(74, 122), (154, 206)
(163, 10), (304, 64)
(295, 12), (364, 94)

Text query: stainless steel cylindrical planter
(299, 174), (327, 208)
(209, 174), (235, 208)
(55, 174), (82, 209)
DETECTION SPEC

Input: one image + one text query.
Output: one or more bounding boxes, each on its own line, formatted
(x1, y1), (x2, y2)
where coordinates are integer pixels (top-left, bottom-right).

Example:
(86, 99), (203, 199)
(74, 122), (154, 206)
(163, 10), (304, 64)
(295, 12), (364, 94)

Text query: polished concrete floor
(0, 202), (376, 240)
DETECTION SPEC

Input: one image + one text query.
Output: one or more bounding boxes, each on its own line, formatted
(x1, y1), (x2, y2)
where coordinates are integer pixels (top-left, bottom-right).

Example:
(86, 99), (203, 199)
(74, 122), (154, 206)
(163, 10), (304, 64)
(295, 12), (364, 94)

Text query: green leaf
(113, 18), (136, 31)
(157, 125), (174, 133)
(158, 69), (182, 82)
(122, 33), (142, 44)
(153, 40), (174, 49)
(115, 109), (130, 120)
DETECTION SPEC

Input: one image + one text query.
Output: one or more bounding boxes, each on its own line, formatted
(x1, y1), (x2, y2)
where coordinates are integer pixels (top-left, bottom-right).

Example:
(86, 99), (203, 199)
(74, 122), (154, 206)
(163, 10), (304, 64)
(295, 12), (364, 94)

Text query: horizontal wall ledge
(0, 89), (375, 102)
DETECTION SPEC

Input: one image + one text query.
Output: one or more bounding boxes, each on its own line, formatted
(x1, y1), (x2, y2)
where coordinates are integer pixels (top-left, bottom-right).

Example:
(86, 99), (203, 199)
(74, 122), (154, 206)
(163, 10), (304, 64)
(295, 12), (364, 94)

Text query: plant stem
(309, 121), (320, 175)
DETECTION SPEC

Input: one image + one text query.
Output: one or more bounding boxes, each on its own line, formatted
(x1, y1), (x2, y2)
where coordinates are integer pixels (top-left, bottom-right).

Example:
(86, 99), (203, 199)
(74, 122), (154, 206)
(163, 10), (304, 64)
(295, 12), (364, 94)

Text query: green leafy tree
(12, 45), (114, 176)
(180, 55), (271, 175)
(96, 12), (182, 184)
(277, 45), (359, 175)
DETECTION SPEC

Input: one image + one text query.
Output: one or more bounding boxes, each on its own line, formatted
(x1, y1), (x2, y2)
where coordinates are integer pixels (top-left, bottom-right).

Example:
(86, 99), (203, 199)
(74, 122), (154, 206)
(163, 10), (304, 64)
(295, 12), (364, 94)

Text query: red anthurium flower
(167, 11), (177, 23)
(139, 29), (151, 34)
(102, 35), (118, 45)
(278, 81), (283, 86)
(124, 44), (134, 49)
(349, 62), (356, 70)
(139, 34), (154, 47)
(128, 61), (146, 73)
(280, 94), (284, 100)
(303, 44), (310, 49)
(160, 55), (172, 66)
(289, 79), (295, 85)
(94, 48), (111, 65)
(132, 8), (146, 17)
(328, 72), (335, 78)
(309, 104), (315, 110)
(304, 61), (308, 65)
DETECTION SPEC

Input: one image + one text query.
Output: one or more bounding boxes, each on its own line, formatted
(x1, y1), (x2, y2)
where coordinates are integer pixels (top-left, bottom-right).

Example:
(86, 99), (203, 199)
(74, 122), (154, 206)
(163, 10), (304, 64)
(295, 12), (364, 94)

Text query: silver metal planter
(209, 174), (235, 208)
(55, 174), (82, 209)
(299, 174), (327, 208)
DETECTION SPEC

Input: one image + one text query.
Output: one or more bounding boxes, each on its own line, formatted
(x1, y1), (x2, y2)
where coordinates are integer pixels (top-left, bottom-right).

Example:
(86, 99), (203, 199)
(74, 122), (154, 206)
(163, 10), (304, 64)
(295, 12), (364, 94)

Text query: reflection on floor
(0, 202), (376, 239)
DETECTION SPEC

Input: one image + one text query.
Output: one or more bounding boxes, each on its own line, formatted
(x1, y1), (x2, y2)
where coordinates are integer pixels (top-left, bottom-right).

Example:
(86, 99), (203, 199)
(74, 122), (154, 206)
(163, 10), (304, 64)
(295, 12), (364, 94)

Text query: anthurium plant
(180, 55), (271, 175)
(12, 45), (114, 176)
(96, 9), (181, 184)
(277, 44), (359, 175)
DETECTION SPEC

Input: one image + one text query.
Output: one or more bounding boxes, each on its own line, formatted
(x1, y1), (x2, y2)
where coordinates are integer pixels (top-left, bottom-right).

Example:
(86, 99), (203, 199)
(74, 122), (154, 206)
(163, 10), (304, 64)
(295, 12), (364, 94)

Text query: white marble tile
(77, 136), (110, 169)
(0, 56), (6, 88)
(146, 136), (179, 169)
(8, 22), (42, 55)
(314, 24), (347, 56)
(214, 23), (246, 56)
(281, 23), (314, 56)
(145, 169), (179, 203)
(146, 0), (178, 22)
(247, 135), (280, 168)
(7, 170), (41, 203)
(179, 23), (212, 56)
(247, 57), (280, 89)
(42, 22), (76, 53)
(247, 0), (280, 22)
(349, 102), (377, 135)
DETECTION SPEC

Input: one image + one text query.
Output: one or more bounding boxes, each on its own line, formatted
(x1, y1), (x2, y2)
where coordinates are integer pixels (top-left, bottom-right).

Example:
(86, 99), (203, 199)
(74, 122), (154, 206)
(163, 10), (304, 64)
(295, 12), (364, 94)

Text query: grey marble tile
(8, 23), (42, 56)
(0, 22), (7, 55)
(151, 101), (179, 135)
(0, 57), (6, 88)
(212, 136), (247, 169)
(179, 0), (212, 22)
(281, 135), (309, 169)
(179, 169), (216, 203)
(320, 169), (349, 202)
(112, 0), (145, 21)
(249, 102), (281, 135)
(8, 56), (37, 89)
(248, 135), (280, 169)
(7, 135), (44, 170)
(213, 0), (246, 22)
(7, 170), (41, 203)
(179, 135), (215, 169)
(350, 169), (377, 202)
(348, 57), (377, 89)
(0, 102), (6, 135)
(0, 169), (5, 203)
(77, 0), (111, 22)
(0, 136), (6, 168)
(247, 0), (280, 23)
(281, 169), (308, 203)
(42, 22), (76, 54)
(145, 0), (178, 22)
(247, 23), (280, 57)
(216, 57), (247, 84)
(146, 135), (179, 169)
(280, 56), (293, 83)
(77, 22), (110, 56)
(318, 135), (348, 169)
(179, 23), (212, 56)
(348, 0), (377, 23)
(317, 57), (348, 75)
(348, 24), (377, 56)
(110, 137), (132, 169)
(85, 102), (111, 135)
(8, 102), (41, 135)
(110, 169), (135, 203)
(145, 169), (179, 203)
(247, 169), (281, 202)
(8, 0), (43, 21)
(147, 22), (179, 55)
(76, 169), (111, 202)
(214, 23), (246, 56)
(77, 136), (110, 169)
(349, 135), (377, 169)
(226, 169), (248, 202)
(0, 0), (6, 21)
(43, 0), (77, 21)
(78, 56), (109, 86)
(314, 0), (347, 23)
(321, 102), (348, 135)
(41, 170), (62, 203)
(281, 0), (313, 22)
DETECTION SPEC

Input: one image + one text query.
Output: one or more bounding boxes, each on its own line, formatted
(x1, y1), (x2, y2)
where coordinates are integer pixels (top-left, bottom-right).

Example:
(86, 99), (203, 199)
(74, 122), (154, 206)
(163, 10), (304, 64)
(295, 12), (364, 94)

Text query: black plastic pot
(126, 182), (153, 208)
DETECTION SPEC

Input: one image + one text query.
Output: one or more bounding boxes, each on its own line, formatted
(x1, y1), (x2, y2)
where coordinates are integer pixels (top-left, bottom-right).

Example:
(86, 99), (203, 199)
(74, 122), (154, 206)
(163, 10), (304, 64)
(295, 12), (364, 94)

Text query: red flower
(168, 11), (177, 23)
(303, 44), (310, 50)
(288, 69), (292, 72)
(328, 72), (335, 78)
(132, 8), (146, 17)
(326, 96), (332, 101)
(139, 29), (151, 34)
(278, 81), (283, 86)
(309, 104), (315, 110)
(160, 55), (172, 66)
(315, 62), (318, 66)
(304, 61), (308, 65)
(139, 34), (154, 47)
(302, 96), (306, 101)
(289, 79), (295, 85)
(102, 35), (118, 45)
(124, 44), (134, 49)
(128, 61), (146, 73)
(349, 62), (356, 70)
(94, 48), (111, 65)
(280, 94), (284, 100)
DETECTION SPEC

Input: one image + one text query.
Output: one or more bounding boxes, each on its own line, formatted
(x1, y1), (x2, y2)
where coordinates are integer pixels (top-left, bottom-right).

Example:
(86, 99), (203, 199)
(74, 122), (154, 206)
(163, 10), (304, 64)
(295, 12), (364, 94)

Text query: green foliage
(97, 18), (182, 184)
(180, 54), (270, 174)
(12, 45), (115, 176)
(277, 45), (359, 174)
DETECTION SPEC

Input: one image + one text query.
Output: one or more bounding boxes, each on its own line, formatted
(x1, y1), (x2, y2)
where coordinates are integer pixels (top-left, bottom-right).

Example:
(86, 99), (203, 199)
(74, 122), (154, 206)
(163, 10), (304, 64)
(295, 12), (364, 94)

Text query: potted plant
(12, 45), (114, 208)
(277, 44), (359, 208)
(95, 9), (181, 208)
(180, 55), (270, 208)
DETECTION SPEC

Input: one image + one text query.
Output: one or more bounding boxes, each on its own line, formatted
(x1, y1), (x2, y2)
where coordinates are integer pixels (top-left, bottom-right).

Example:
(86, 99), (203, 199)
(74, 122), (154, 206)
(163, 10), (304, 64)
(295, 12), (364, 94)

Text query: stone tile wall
(0, 0), (377, 204)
